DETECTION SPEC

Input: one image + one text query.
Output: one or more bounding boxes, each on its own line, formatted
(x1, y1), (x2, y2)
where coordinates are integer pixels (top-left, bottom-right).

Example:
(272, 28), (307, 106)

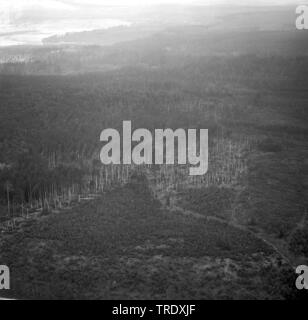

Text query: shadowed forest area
(0, 4), (307, 299)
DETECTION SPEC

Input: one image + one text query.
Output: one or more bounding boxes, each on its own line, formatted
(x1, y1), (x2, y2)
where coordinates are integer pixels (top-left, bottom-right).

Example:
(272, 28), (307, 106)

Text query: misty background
(0, 0), (306, 46)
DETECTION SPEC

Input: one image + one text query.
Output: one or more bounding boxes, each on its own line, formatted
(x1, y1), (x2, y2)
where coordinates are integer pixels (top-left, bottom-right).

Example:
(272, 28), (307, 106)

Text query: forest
(1, 52), (305, 219)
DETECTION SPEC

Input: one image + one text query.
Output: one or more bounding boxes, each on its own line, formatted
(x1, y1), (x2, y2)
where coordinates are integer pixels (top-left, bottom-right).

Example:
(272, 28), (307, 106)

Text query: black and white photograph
(0, 0), (307, 302)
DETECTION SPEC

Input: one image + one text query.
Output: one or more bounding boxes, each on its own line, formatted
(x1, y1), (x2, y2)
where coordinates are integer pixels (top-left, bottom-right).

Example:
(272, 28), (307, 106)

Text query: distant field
(1, 181), (298, 300)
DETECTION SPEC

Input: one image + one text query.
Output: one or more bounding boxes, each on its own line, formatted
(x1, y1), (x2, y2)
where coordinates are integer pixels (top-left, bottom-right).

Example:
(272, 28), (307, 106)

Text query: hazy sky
(0, 0), (305, 11)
